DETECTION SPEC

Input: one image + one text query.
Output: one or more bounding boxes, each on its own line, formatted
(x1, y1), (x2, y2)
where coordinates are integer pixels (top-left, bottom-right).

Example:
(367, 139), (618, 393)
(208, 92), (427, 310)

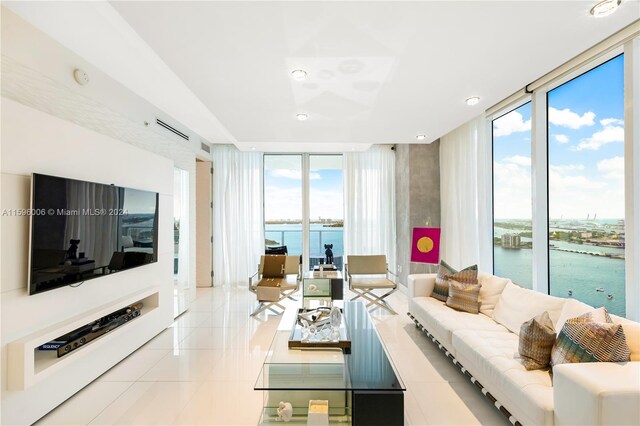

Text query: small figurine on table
(324, 244), (334, 264)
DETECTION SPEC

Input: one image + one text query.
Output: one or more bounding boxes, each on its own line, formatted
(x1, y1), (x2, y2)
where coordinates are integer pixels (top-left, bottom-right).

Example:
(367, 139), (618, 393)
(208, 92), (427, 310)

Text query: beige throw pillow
(446, 279), (481, 314)
(519, 311), (556, 370)
(550, 309), (631, 367)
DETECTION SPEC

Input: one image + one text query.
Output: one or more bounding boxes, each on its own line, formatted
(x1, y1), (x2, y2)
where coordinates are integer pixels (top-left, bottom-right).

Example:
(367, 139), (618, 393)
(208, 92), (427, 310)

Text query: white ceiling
(6, 1), (640, 151)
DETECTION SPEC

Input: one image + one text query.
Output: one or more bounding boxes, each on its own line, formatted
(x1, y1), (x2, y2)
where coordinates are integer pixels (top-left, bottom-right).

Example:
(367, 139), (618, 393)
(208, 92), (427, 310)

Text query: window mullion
(531, 90), (549, 295)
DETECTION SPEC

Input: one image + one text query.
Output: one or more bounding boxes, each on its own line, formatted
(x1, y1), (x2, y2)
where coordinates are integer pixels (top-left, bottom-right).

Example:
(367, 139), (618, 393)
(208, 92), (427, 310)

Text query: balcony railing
(265, 229), (344, 270)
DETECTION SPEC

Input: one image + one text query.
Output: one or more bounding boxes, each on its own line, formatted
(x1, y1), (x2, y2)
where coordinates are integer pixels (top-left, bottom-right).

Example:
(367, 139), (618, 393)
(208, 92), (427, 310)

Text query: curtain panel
(212, 145), (264, 285)
(440, 115), (491, 271)
(343, 145), (397, 272)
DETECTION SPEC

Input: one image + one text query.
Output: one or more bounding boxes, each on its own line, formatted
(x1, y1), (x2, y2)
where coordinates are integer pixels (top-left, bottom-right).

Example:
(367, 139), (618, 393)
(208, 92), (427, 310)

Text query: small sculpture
(277, 401), (293, 422)
(66, 239), (80, 260)
(324, 244), (334, 264)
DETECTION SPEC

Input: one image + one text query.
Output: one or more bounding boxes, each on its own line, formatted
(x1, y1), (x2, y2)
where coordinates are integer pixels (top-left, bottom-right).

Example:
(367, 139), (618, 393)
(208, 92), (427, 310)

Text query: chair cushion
(519, 311), (556, 370)
(446, 279), (481, 314)
(350, 277), (396, 289)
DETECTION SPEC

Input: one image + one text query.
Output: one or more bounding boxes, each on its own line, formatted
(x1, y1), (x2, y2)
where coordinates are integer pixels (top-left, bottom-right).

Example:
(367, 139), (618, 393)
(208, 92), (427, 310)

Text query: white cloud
(600, 118), (624, 126)
(493, 160), (532, 219)
(575, 124), (624, 151)
(503, 155), (531, 167)
(493, 111), (531, 137)
(553, 134), (569, 144)
(549, 164), (585, 173)
(270, 169), (320, 180)
(597, 156), (624, 181)
(548, 107), (595, 129)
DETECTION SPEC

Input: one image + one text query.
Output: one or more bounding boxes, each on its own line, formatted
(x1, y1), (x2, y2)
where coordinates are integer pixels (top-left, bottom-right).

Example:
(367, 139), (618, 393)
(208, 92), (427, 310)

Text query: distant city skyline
(493, 54), (624, 220)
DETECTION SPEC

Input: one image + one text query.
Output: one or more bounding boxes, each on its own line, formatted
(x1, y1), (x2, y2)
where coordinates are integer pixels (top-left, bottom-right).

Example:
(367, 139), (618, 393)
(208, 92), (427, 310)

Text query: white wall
(0, 98), (175, 424)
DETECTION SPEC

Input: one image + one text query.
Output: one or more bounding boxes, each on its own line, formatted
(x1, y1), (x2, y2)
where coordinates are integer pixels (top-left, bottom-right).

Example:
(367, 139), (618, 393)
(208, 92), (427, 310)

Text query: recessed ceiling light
(296, 113), (308, 121)
(416, 134), (427, 141)
(291, 69), (307, 80)
(590, 0), (621, 17)
(250, 146), (256, 151)
(465, 96), (480, 106)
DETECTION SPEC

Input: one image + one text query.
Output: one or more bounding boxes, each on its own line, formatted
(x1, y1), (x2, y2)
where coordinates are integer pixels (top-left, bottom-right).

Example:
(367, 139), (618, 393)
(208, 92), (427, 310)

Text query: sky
(264, 155), (344, 221)
(493, 54), (624, 220)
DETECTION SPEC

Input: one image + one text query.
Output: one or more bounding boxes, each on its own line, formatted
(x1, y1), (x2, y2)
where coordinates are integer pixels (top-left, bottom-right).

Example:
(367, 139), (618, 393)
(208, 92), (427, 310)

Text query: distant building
(581, 232), (593, 238)
(502, 233), (521, 249)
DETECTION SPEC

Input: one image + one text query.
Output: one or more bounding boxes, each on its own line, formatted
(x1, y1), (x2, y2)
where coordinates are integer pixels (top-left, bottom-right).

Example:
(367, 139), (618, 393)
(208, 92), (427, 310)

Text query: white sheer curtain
(343, 145), (396, 270)
(212, 145), (264, 285)
(440, 115), (491, 271)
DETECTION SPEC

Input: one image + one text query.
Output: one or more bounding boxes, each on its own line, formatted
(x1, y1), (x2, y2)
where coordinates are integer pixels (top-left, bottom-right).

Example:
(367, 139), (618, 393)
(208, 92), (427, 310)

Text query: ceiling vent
(200, 142), (211, 153)
(156, 118), (189, 141)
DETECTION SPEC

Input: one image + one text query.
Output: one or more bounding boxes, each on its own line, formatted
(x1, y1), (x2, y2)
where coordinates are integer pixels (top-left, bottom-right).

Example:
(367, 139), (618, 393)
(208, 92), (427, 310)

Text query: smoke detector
(73, 68), (90, 86)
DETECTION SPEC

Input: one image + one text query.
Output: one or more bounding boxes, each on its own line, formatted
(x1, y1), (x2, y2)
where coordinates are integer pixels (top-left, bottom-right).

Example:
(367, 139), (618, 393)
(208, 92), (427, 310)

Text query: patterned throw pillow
(446, 279), (481, 314)
(519, 311), (556, 370)
(432, 260), (478, 302)
(550, 309), (631, 367)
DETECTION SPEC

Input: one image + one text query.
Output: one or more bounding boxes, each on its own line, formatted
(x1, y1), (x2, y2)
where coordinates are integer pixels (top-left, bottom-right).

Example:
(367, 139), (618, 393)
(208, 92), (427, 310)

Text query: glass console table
(255, 301), (405, 425)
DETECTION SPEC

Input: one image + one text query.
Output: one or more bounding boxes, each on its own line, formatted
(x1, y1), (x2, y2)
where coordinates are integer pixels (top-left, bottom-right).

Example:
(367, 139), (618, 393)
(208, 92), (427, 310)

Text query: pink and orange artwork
(411, 227), (441, 264)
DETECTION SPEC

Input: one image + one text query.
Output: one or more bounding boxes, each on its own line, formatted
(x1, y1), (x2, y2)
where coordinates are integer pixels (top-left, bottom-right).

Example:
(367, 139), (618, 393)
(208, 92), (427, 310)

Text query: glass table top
(255, 301), (405, 392)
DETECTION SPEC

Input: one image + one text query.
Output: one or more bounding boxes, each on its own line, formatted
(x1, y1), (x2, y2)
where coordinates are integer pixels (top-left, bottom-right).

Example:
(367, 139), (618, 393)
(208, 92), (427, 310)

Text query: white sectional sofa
(407, 272), (640, 426)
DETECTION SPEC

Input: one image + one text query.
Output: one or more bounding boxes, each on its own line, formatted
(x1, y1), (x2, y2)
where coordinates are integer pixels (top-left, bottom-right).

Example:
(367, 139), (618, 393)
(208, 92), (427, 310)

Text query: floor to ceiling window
(263, 154), (344, 271)
(492, 102), (533, 288)
(547, 54), (625, 316)
(264, 155), (303, 257)
(309, 155), (344, 270)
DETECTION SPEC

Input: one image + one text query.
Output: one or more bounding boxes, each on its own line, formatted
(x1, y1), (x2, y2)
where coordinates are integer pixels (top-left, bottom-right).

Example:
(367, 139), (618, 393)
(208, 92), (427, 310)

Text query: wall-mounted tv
(29, 173), (159, 295)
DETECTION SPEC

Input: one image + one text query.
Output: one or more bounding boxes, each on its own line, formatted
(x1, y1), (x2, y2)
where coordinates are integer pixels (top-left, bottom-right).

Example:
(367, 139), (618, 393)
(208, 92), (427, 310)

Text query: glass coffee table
(255, 301), (405, 425)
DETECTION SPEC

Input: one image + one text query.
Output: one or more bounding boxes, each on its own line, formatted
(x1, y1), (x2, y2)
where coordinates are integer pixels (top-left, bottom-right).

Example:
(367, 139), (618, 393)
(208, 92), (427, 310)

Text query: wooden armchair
(345, 255), (398, 314)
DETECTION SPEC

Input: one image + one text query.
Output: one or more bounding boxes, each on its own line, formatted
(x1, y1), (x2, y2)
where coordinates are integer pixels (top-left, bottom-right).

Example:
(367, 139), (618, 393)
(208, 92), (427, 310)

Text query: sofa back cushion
(492, 282), (565, 336)
(611, 314), (640, 361)
(477, 273), (510, 316)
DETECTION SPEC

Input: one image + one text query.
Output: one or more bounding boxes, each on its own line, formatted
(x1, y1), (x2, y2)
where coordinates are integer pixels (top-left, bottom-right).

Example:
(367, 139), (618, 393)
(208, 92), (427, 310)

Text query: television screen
(29, 173), (159, 295)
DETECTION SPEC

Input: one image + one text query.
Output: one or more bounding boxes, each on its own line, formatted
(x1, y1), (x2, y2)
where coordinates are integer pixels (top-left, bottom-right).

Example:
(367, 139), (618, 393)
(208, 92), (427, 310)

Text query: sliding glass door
(309, 155), (344, 270)
(263, 154), (344, 271)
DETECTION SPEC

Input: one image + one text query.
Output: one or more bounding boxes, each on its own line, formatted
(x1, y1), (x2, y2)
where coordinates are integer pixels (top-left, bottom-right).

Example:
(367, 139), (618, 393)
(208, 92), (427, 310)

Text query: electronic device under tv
(29, 173), (159, 295)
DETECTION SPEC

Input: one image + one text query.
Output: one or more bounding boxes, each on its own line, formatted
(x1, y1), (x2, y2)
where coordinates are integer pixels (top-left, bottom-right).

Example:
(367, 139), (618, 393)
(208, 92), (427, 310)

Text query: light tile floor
(36, 286), (511, 426)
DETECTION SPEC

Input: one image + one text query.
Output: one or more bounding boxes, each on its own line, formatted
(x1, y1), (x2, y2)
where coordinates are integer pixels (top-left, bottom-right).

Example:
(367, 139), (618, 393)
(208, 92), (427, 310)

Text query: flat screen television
(29, 173), (159, 295)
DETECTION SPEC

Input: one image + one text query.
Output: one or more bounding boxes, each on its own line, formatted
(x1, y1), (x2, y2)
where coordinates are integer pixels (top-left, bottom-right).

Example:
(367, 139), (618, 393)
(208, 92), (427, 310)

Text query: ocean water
(494, 247), (625, 317)
(265, 224), (344, 257)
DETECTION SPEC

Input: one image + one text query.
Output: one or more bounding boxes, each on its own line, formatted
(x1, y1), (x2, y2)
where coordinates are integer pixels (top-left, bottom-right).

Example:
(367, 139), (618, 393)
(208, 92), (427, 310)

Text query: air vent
(200, 142), (211, 153)
(156, 118), (189, 141)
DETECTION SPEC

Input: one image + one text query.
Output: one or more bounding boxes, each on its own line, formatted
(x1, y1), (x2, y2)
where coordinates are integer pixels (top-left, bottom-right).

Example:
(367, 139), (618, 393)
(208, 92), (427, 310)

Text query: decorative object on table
(307, 400), (329, 426)
(330, 305), (342, 340)
(410, 227), (441, 265)
(289, 308), (351, 351)
(66, 239), (81, 260)
(277, 401), (293, 422)
(324, 244), (334, 264)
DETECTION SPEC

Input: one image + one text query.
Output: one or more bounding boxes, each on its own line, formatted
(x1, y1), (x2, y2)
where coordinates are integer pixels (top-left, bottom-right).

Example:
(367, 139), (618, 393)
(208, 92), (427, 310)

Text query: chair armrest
(249, 270), (259, 287)
(408, 274), (436, 297)
(554, 362), (640, 426)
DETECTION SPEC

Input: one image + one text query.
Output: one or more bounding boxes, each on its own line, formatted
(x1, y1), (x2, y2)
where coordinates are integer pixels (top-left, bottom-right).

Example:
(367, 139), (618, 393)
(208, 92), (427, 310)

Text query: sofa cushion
(519, 311), (556, 370)
(410, 296), (507, 351)
(551, 310), (631, 366)
(477, 272), (510, 316)
(446, 279), (481, 314)
(432, 260), (477, 302)
(453, 328), (554, 426)
(493, 283), (565, 336)
(555, 298), (596, 333)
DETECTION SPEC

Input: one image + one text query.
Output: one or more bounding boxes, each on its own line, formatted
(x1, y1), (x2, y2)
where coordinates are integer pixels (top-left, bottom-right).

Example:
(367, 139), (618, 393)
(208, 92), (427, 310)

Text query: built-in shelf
(7, 287), (159, 390)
